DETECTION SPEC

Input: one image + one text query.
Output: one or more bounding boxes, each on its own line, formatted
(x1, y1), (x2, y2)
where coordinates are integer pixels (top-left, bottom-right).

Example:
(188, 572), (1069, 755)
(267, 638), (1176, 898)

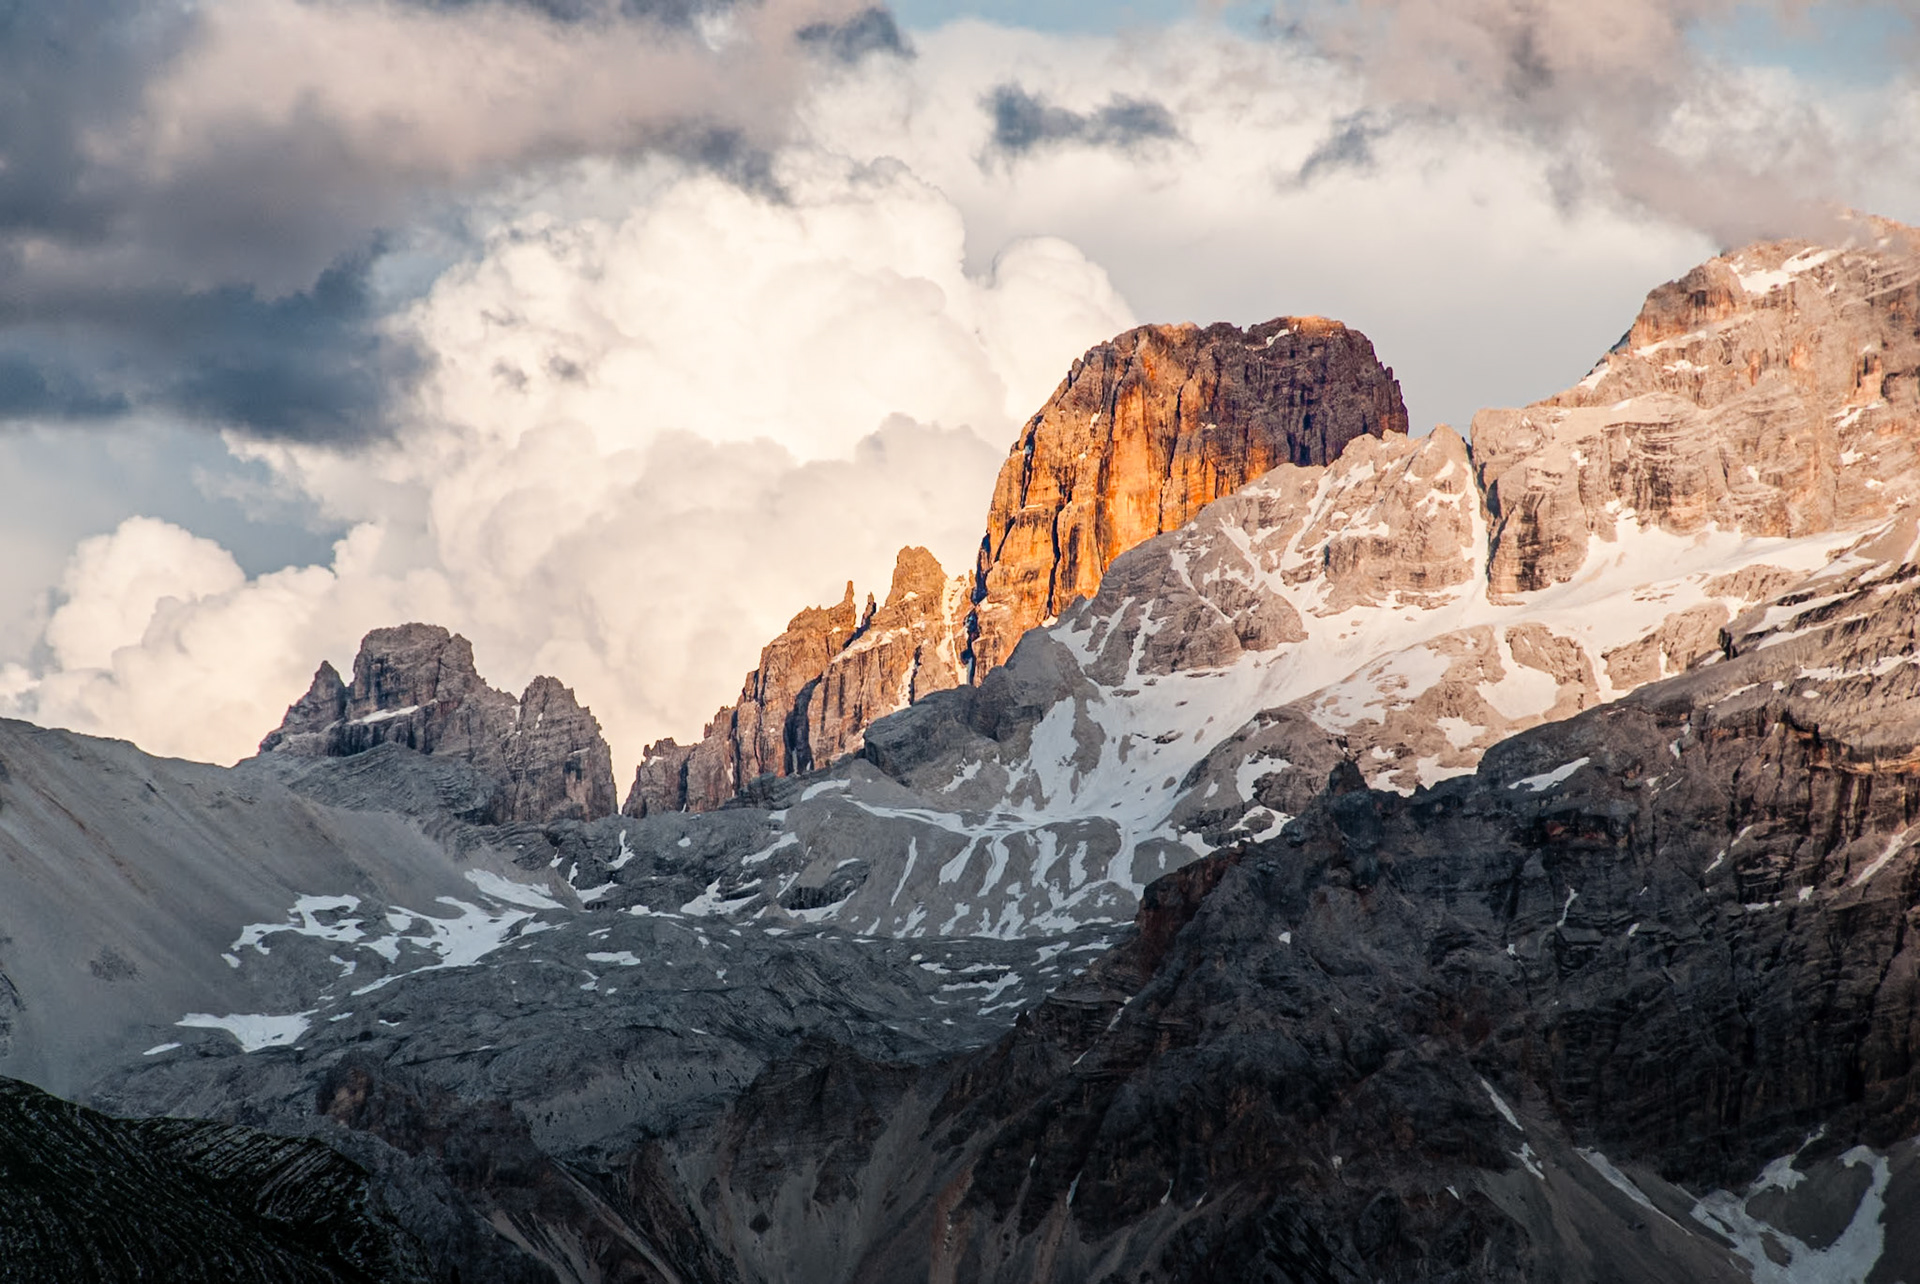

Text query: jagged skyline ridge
(0, 2), (1915, 784)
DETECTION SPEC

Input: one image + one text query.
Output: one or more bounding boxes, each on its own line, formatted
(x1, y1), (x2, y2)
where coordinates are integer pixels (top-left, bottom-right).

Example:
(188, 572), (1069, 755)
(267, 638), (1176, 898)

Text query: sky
(0, 0), (1915, 785)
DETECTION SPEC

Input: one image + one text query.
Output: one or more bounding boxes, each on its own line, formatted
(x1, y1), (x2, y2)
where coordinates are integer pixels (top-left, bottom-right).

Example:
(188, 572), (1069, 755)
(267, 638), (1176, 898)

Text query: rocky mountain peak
(631, 315), (1409, 814)
(625, 546), (971, 816)
(965, 315), (1408, 677)
(1474, 222), (1920, 595)
(259, 622), (616, 824)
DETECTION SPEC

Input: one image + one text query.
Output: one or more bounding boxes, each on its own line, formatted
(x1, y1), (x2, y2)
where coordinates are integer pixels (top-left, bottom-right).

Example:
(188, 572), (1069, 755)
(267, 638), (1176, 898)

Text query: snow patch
(177, 1011), (311, 1052)
(464, 870), (563, 910)
(1509, 758), (1590, 793)
(1480, 1078), (1523, 1131)
(1690, 1146), (1890, 1284)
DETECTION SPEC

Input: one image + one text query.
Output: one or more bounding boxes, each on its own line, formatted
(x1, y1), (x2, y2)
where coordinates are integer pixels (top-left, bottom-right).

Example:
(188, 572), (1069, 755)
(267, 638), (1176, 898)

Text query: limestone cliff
(625, 548), (969, 816)
(1474, 217), (1920, 595)
(632, 315), (1407, 813)
(966, 316), (1408, 676)
(260, 623), (617, 824)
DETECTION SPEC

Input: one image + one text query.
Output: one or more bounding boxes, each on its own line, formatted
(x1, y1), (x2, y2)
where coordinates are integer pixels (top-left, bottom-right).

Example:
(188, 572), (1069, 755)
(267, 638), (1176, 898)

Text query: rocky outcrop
(0, 1075), (430, 1282)
(625, 548), (970, 815)
(260, 623), (616, 824)
(635, 315), (1408, 814)
(1474, 218), (1920, 595)
(966, 315), (1408, 677)
(800, 546), (970, 770)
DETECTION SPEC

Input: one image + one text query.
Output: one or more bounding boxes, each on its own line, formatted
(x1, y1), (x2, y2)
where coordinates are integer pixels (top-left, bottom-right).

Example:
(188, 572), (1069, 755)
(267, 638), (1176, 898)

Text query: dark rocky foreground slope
(0, 1075), (429, 1282)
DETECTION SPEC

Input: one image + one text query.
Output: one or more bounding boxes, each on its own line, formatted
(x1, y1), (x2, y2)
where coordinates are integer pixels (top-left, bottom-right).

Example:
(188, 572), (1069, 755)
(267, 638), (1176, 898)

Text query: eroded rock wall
(1474, 219), (1920, 595)
(625, 548), (971, 815)
(261, 623), (616, 824)
(966, 315), (1408, 677)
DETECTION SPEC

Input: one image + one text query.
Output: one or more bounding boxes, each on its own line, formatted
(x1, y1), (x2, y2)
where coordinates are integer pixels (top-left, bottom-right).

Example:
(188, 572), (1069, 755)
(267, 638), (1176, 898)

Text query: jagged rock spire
(261, 623), (617, 824)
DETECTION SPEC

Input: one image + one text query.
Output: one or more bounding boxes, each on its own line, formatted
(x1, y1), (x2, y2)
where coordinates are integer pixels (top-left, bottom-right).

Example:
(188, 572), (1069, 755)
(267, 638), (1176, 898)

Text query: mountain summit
(262, 623), (617, 824)
(630, 316), (1408, 814)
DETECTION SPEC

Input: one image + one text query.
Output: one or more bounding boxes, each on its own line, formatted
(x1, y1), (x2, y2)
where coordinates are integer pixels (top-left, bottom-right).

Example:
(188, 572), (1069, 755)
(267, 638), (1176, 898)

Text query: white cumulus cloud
(3, 150), (1135, 779)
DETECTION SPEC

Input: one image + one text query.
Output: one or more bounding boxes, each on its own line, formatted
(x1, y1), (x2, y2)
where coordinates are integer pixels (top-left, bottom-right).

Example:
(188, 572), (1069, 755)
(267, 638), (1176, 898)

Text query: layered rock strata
(261, 623), (616, 824)
(967, 315), (1408, 676)
(0, 1076), (430, 1283)
(627, 547), (970, 815)
(1475, 217), (1920, 595)
(633, 316), (1408, 813)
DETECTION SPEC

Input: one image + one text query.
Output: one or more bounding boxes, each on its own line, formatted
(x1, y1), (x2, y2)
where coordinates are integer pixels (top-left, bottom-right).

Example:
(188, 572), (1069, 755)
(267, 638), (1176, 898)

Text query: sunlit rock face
(624, 545), (972, 816)
(632, 315), (1409, 815)
(261, 622), (617, 824)
(965, 315), (1409, 679)
(1474, 218), (1920, 597)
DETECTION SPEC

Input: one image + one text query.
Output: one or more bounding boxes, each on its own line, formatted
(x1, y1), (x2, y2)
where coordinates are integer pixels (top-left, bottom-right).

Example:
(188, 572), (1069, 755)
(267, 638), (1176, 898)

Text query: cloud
(7, 519), (449, 766)
(797, 6), (913, 62)
(7, 10), (1920, 786)
(40, 519), (250, 674)
(0, 252), (421, 441)
(1, 152), (1135, 776)
(983, 83), (1181, 157)
(1289, 110), (1397, 186)
(0, 0), (889, 442)
(1272, 0), (1915, 242)
(808, 20), (1728, 431)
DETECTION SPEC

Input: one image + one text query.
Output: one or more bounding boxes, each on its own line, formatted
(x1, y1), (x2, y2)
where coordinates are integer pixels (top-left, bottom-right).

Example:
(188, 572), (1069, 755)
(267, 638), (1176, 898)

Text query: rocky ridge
(262, 623), (618, 825)
(632, 317), (1409, 814)
(965, 315), (1409, 678)
(1476, 216), (1920, 595)
(628, 546), (971, 815)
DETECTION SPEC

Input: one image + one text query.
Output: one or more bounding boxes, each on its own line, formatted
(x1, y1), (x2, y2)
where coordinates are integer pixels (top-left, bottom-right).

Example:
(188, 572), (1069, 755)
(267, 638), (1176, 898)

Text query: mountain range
(4, 217), (1920, 1281)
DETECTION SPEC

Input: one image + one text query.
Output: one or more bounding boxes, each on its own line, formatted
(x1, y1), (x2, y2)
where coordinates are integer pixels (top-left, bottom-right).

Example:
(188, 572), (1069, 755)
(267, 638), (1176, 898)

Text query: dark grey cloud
(1291, 110), (1395, 186)
(0, 0), (166, 244)
(797, 6), (910, 62)
(0, 0), (866, 444)
(983, 84), (1180, 158)
(0, 253), (423, 442)
(0, 354), (131, 421)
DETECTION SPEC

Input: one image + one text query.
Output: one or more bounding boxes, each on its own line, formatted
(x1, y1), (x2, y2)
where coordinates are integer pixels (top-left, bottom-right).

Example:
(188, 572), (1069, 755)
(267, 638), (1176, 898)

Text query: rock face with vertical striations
(625, 547), (971, 815)
(1474, 217), (1920, 596)
(631, 315), (1408, 813)
(796, 545), (971, 773)
(260, 623), (616, 824)
(965, 315), (1408, 678)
